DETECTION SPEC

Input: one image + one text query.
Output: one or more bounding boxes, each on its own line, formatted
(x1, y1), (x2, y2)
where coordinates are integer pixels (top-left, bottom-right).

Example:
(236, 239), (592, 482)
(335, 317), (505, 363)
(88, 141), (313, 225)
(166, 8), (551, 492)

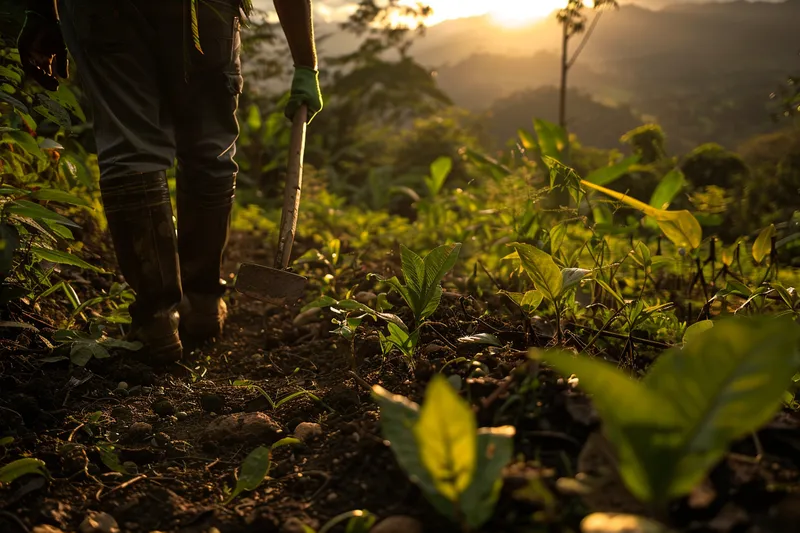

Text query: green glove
(285, 66), (323, 123)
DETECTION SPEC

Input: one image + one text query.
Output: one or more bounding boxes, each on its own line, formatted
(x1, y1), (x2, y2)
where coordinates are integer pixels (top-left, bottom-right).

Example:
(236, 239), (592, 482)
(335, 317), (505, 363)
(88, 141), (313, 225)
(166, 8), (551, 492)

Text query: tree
(556, 0), (617, 130)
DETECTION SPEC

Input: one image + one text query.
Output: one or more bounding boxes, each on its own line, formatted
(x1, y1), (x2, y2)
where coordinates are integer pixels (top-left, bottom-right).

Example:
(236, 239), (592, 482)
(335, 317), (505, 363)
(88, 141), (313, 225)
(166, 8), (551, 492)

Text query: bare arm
(273, 0), (318, 69)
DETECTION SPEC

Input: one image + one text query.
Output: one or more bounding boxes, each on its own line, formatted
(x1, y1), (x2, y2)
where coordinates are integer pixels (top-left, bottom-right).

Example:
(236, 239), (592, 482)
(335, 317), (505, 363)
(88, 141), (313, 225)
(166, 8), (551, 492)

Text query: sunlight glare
(488, 0), (568, 27)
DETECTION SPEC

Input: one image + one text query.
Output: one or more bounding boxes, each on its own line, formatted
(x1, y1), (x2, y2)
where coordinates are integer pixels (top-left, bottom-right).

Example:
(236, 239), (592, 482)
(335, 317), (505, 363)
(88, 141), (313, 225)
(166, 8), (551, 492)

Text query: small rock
(152, 399), (175, 417)
(200, 394), (225, 413)
(370, 516), (424, 533)
(80, 511), (120, 533)
(116, 382), (129, 391)
(203, 412), (282, 444)
(250, 353), (265, 364)
(32, 526), (65, 533)
(176, 411), (188, 421)
(326, 492), (338, 502)
(354, 291), (377, 304)
(293, 422), (323, 442)
(124, 422), (153, 443)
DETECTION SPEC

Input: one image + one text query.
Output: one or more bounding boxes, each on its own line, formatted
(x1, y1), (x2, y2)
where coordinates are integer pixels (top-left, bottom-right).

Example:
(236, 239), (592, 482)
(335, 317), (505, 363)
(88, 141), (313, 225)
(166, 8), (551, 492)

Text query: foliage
(0, 457), (50, 486)
(224, 437), (301, 504)
(373, 375), (515, 529)
(534, 316), (800, 505)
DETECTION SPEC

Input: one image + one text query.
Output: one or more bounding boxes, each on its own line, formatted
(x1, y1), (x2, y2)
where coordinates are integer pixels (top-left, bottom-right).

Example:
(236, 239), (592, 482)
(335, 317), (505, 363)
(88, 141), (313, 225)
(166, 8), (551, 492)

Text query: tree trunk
(559, 20), (569, 129)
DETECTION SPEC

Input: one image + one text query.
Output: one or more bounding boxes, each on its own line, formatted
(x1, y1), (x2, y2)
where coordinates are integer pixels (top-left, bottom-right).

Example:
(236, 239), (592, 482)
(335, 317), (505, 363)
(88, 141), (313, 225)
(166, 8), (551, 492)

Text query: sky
(254, 0), (576, 26)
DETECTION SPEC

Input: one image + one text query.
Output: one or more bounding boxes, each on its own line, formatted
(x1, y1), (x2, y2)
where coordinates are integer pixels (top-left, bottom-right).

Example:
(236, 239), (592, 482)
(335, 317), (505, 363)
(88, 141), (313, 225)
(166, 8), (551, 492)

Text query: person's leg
(160, 0), (243, 341)
(59, 0), (183, 362)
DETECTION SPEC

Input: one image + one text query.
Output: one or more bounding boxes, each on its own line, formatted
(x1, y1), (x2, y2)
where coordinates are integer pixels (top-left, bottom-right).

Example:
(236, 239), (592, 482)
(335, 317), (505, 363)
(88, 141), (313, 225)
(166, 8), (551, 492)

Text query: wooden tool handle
(276, 105), (308, 270)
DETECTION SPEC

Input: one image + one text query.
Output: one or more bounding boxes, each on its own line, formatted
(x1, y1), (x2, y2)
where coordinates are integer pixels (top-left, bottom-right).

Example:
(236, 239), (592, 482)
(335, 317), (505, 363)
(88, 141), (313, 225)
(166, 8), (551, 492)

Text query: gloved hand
(17, 8), (69, 91)
(285, 66), (323, 123)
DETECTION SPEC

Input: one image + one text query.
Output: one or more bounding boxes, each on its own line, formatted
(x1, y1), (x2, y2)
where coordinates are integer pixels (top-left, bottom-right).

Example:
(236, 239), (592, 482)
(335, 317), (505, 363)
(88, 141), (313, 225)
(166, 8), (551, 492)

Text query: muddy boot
(176, 168), (235, 342)
(101, 171), (183, 364)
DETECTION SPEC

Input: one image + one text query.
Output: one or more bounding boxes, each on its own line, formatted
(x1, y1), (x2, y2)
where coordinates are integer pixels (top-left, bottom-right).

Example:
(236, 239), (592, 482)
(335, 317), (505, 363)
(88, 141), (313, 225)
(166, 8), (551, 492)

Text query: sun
(488, 0), (567, 27)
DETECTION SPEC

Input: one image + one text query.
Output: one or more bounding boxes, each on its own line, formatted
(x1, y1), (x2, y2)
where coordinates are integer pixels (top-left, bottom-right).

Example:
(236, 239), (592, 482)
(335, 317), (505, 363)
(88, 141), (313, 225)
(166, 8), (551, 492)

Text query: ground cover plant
(2, 2), (800, 533)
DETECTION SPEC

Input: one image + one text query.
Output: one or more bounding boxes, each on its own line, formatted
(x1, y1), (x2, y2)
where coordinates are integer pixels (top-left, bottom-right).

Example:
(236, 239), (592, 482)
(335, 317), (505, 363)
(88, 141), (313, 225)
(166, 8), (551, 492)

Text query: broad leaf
(683, 320), (714, 344)
(509, 243), (562, 301)
(1, 130), (46, 161)
(501, 290), (544, 314)
(752, 224), (775, 264)
(534, 119), (567, 162)
(643, 317), (800, 500)
(581, 181), (702, 250)
(562, 268), (591, 291)
(6, 200), (81, 228)
(457, 333), (503, 347)
(400, 245), (425, 308)
(414, 374), (477, 502)
(460, 427), (516, 529)
(584, 155), (640, 186)
(31, 188), (92, 208)
(550, 222), (567, 254)
(420, 243), (461, 320)
(427, 156), (452, 197)
(0, 458), (50, 486)
(70, 341), (110, 366)
(649, 169), (686, 210)
(31, 247), (104, 273)
(225, 446), (271, 503)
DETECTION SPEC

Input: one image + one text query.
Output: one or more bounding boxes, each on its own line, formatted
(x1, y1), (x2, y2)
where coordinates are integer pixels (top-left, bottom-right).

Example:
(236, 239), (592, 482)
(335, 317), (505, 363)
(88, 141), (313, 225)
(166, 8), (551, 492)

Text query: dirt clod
(370, 515), (424, 533)
(124, 422), (153, 443)
(200, 393), (225, 413)
(203, 411), (282, 444)
(152, 399), (175, 417)
(293, 421), (323, 442)
(79, 511), (120, 533)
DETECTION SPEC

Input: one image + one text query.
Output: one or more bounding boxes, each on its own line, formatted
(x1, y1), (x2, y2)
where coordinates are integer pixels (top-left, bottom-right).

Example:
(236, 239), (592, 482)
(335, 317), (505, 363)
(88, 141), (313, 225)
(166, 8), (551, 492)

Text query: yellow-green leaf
(581, 180), (702, 250)
(752, 224), (775, 264)
(508, 243), (563, 301)
(414, 374), (477, 502)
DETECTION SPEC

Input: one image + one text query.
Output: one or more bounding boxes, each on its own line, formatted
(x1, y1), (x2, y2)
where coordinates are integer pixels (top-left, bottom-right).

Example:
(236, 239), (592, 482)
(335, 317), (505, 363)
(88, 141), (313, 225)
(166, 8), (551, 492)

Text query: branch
(567, 8), (604, 69)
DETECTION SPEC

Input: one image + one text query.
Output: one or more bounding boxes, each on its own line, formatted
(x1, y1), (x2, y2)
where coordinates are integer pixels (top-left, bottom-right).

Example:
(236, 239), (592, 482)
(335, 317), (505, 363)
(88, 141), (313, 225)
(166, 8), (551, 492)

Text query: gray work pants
(58, 0), (243, 297)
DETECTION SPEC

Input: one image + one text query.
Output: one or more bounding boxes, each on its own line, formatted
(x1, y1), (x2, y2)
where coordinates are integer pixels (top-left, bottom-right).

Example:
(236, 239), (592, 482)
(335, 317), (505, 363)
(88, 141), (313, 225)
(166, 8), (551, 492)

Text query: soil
(1, 230), (799, 533)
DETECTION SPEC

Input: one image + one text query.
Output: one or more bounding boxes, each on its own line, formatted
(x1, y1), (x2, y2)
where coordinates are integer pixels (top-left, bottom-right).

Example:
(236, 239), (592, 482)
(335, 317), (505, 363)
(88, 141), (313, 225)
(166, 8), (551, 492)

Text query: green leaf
(531, 348), (684, 503)
(0, 458), (50, 486)
(682, 320), (714, 344)
(752, 224), (776, 264)
(649, 169), (686, 210)
(399, 245), (425, 309)
(550, 222), (567, 254)
(508, 243), (562, 302)
(2, 130), (46, 161)
(414, 374), (477, 502)
(582, 180), (702, 250)
(501, 290), (545, 314)
(426, 156), (452, 197)
(6, 200), (81, 229)
(0, 437), (14, 447)
(31, 247), (103, 273)
(561, 268), (591, 292)
(96, 442), (131, 474)
(420, 243), (461, 321)
(70, 341), (110, 366)
(460, 427), (516, 529)
(457, 333), (502, 347)
(533, 119), (567, 162)
(585, 155), (640, 186)
(0, 223), (20, 273)
(31, 188), (92, 208)
(100, 338), (143, 352)
(642, 317), (800, 500)
(60, 154), (94, 189)
(224, 446), (272, 504)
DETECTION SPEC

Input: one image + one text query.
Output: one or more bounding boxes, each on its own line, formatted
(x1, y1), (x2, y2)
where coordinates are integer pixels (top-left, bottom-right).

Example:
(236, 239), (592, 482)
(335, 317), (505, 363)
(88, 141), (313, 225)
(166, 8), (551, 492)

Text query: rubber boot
(176, 168), (235, 342)
(101, 171), (183, 364)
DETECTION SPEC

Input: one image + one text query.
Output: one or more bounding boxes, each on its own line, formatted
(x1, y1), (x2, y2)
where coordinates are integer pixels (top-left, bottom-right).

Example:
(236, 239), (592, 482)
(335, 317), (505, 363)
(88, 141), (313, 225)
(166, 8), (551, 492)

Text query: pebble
(326, 492), (338, 502)
(370, 516), (424, 533)
(176, 411), (189, 421)
(200, 394), (225, 413)
(125, 422), (153, 443)
(152, 399), (175, 417)
(293, 422), (323, 442)
(250, 353), (265, 364)
(116, 382), (129, 391)
(79, 512), (120, 533)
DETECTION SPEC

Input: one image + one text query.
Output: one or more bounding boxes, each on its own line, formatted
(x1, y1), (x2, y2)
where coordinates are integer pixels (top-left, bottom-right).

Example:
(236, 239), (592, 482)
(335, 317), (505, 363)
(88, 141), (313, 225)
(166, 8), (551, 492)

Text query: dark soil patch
(1, 231), (799, 533)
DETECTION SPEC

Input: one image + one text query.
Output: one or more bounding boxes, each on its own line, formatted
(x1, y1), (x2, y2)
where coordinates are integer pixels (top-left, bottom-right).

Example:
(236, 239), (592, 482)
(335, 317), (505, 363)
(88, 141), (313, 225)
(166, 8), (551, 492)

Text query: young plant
(505, 242), (590, 342)
(48, 323), (142, 366)
(373, 374), (515, 530)
(533, 316), (800, 509)
(224, 437), (301, 504)
(371, 243), (460, 323)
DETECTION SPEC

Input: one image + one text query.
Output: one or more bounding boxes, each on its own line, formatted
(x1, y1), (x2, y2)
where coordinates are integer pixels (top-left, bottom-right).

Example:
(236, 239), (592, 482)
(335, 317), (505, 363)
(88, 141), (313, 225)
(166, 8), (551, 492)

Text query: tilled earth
(1, 231), (800, 533)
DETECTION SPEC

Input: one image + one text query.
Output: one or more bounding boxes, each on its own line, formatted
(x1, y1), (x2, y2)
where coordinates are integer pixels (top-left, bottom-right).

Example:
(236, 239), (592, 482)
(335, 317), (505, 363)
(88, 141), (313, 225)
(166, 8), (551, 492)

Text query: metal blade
(234, 262), (307, 306)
